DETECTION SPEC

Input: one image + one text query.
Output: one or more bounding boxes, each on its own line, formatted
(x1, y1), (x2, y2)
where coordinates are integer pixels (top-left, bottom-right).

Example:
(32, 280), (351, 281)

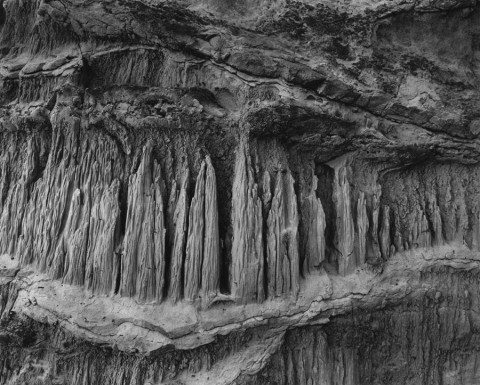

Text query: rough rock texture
(0, 0), (480, 384)
(231, 138), (265, 303)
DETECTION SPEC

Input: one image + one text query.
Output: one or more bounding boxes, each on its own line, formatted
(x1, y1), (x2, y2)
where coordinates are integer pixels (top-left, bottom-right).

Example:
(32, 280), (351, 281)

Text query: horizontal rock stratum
(0, 0), (480, 384)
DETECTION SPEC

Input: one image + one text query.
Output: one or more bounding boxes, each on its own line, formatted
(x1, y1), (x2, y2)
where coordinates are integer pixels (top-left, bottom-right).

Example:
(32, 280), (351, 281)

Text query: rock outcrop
(301, 173), (326, 275)
(0, 0), (480, 384)
(184, 155), (220, 302)
(120, 144), (165, 302)
(231, 139), (265, 302)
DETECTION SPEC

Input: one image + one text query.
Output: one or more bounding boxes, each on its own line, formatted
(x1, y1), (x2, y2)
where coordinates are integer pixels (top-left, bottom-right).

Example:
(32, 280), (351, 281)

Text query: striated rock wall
(0, 0), (479, 383)
(8, 115), (480, 307)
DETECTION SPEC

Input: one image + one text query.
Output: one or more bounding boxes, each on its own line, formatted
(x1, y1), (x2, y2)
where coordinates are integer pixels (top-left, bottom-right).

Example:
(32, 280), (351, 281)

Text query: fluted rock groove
(330, 159), (355, 276)
(302, 174), (326, 275)
(1, 0), (480, 384)
(355, 191), (368, 266)
(167, 166), (189, 303)
(266, 170), (300, 298)
(184, 155), (220, 301)
(120, 144), (165, 302)
(231, 138), (265, 302)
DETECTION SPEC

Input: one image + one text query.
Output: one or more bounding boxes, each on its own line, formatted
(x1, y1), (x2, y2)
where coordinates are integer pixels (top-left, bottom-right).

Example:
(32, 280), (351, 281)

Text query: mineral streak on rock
(231, 138), (265, 302)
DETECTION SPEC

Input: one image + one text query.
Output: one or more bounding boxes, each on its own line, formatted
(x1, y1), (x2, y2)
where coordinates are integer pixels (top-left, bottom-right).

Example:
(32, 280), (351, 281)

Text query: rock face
(0, 0), (480, 384)
(231, 138), (265, 302)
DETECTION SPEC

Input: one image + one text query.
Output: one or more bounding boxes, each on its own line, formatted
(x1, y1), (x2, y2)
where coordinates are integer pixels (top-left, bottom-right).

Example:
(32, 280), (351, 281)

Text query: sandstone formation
(0, 0), (480, 384)
(231, 139), (265, 303)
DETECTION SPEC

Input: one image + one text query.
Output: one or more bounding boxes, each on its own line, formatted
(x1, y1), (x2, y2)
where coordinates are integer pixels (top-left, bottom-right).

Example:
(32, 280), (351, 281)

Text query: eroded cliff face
(0, 0), (480, 384)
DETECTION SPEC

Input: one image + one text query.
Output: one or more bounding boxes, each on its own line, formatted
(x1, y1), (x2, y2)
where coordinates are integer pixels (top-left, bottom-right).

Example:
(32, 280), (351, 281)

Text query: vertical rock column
(430, 200), (444, 247)
(120, 144), (166, 303)
(331, 161), (355, 276)
(0, 138), (40, 257)
(52, 136), (123, 290)
(85, 180), (121, 295)
(16, 114), (81, 275)
(58, 188), (90, 284)
(470, 211), (480, 251)
(201, 157), (221, 299)
(366, 187), (382, 264)
(1, 103), (127, 296)
(266, 170), (300, 298)
(184, 163), (206, 300)
(379, 205), (392, 260)
(168, 167), (189, 303)
(231, 139), (265, 302)
(356, 192), (368, 266)
(409, 208), (431, 249)
(14, 113), (124, 291)
(184, 156), (220, 301)
(0, 153), (9, 215)
(302, 173), (326, 275)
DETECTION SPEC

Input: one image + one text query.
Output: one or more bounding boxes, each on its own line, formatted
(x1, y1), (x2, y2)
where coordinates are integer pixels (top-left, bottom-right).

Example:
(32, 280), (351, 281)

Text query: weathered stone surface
(302, 174), (326, 275)
(355, 191), (368, 266)
(266, 170), (300, 298)
(231, 139), (265, 303)
(184, 156), (220, 301)
(0, 0), (480, 383)
(120, 144), (166, 302)
(330, 159), (355, 276)
(168, 166), (189, 303)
